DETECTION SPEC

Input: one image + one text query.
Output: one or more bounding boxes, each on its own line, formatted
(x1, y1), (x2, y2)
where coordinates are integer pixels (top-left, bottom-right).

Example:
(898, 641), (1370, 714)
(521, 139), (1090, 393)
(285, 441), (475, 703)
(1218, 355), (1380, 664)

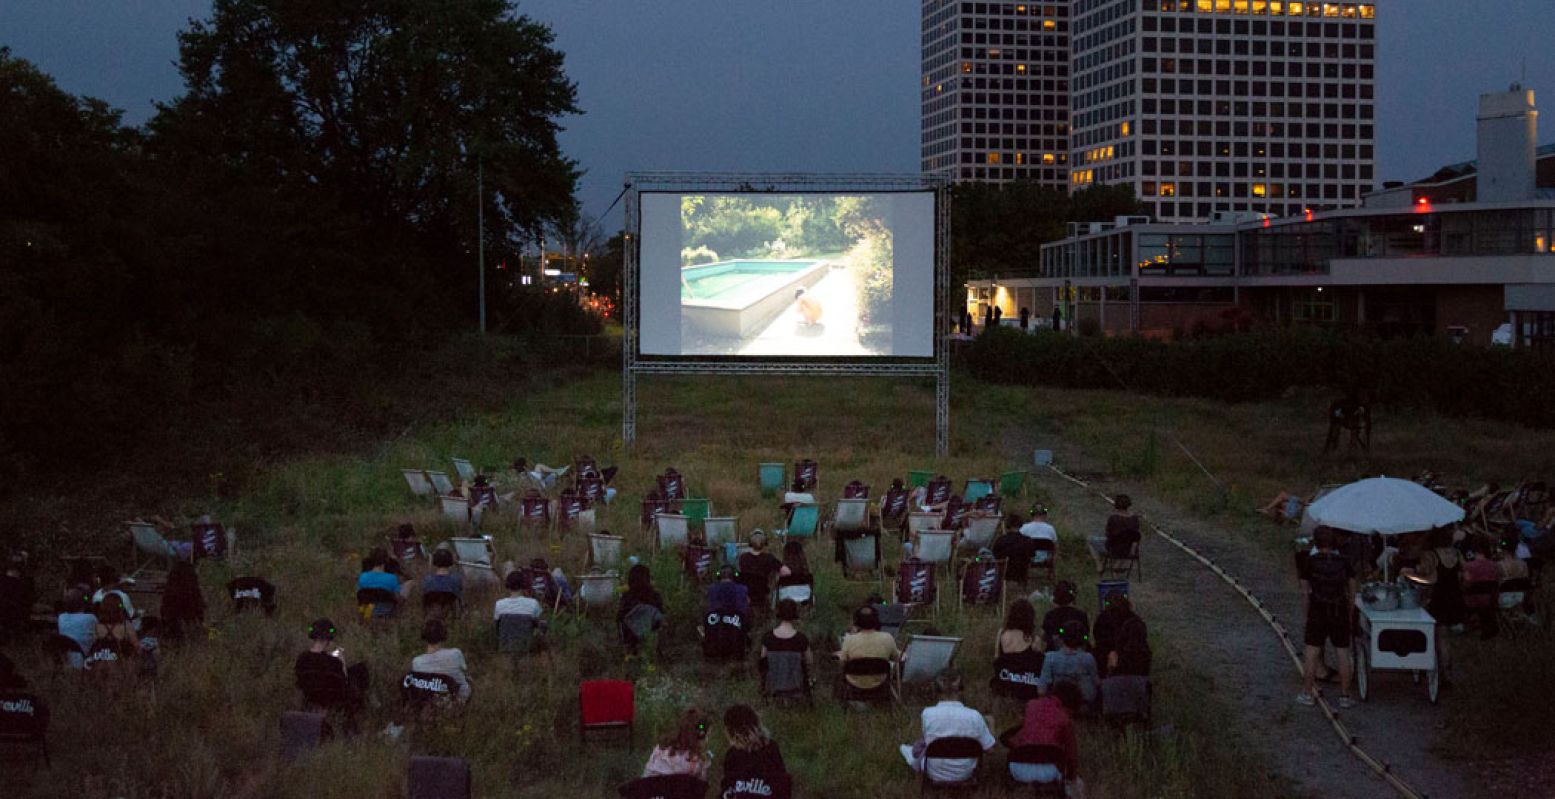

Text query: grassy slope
(14, 369), (1551, 797)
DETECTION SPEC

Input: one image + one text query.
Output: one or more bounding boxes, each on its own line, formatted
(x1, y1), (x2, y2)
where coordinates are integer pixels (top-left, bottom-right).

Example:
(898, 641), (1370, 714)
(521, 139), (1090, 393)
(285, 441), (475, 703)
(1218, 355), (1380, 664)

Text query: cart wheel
(1354, 642), (1369, 701)
(1427, 669), (1439, 704)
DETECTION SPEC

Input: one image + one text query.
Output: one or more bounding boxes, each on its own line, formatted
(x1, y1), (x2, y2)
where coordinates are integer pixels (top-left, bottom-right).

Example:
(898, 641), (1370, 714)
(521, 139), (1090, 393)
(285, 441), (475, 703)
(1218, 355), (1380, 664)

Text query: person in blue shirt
(421, 549), (463, 597)
(357, 548), (405, 617)
(707, 566), (749, 618)
(56, 589), (97, 669)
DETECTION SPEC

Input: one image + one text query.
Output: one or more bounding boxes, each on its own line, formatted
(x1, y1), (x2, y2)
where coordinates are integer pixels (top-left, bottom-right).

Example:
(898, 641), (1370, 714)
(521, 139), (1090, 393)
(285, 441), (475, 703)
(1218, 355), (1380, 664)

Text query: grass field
(9, 367), (1552, 797)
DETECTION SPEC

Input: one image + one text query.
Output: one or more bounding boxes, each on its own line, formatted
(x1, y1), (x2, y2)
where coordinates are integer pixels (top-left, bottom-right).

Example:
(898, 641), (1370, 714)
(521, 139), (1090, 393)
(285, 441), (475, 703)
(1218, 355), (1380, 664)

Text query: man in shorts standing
(1298, 526), (1358, 708)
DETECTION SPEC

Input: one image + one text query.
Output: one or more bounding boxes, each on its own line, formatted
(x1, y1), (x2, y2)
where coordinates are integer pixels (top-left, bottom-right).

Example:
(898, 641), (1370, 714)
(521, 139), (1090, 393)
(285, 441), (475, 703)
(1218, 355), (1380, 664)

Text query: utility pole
(477, 160), (486, 334)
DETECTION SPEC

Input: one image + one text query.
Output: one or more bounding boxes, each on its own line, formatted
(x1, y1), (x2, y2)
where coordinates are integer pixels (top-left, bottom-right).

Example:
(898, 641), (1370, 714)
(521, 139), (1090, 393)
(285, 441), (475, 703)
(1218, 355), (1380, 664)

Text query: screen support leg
(623, 367), (637, 450)
(935, 367), (949, 458)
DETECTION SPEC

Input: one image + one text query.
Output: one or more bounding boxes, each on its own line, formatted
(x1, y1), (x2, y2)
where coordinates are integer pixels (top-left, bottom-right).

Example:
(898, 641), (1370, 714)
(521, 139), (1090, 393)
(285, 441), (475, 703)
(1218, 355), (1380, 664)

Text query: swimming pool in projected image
(680, 259), (830, 338)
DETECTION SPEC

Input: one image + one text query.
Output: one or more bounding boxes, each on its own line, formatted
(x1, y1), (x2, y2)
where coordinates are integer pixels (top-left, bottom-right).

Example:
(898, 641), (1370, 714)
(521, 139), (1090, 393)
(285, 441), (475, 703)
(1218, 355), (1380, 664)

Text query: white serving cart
(1352, 596), (1439, 704)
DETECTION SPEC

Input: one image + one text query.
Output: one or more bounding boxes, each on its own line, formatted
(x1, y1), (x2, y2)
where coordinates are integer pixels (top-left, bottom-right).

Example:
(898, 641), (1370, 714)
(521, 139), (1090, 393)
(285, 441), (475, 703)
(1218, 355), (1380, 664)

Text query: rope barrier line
(1043, 463), (1428, 799)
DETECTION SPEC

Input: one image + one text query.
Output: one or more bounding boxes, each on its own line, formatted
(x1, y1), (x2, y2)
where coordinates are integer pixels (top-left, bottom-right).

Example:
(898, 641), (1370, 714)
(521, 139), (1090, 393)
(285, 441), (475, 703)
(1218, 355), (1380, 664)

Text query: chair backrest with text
(895, 559), (936, 605)
(960, 557), (1005, 607)
(520, 494), (551, 528)
(721, 772), (792, 799)
(843, 480), (869, 499)
(659, 469), (686, 501)
(191, 522), (228, 560)
(881, 487), (910, 524)
(0, 690), (49, 767)
(400, 671), (454, 708)
(794, 459), (818, 491)
(926, 475), (953, 507)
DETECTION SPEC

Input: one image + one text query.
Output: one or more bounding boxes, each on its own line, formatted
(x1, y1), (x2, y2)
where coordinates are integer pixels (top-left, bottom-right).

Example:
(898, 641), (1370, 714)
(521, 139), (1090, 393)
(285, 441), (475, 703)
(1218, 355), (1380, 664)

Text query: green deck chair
(680, 497), (712, 529)
(909, 470), (934, 489)
(782, 503), (821, 540)
(963, 479), (995, 504)
(999, 470), (1027, 498)
(758, 463), (786, 498)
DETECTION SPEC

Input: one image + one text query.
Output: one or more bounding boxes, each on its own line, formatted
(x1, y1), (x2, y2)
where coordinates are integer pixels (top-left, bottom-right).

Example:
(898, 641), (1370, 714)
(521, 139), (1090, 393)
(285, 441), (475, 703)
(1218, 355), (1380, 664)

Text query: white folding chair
(451, 458), (477, 484)
(843, 533), (882, 584)
(588, 534), (624, 571)
(905, 512), (939, 540)
(572, 508), (597, 537)
(703, 517), (738, 549)
(128, 520), (182, 580)
(912, 531), (955, 572)
(959, 514), (1000, 553)
(654, 514), (690, 552)
(427, 470), (455, 496)
(832, 499), (870, 533)
(402, 469), (436, 497)
(577, 574), (617, 611)
(443, 538), (495, 569)
(440, 495), (470, 523)
(895, 634), (963, 703)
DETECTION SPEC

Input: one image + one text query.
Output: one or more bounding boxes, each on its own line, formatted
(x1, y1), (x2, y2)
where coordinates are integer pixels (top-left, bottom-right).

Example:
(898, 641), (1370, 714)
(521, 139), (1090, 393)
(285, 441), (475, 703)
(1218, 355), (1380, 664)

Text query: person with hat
(737, 532), (783, 607)
(295, 617), (369, 706)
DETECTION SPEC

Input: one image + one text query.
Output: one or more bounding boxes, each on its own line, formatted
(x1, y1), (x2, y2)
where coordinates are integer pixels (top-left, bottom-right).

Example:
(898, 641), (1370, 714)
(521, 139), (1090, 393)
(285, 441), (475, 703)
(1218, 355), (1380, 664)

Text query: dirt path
(1030, 450), (1481, 799)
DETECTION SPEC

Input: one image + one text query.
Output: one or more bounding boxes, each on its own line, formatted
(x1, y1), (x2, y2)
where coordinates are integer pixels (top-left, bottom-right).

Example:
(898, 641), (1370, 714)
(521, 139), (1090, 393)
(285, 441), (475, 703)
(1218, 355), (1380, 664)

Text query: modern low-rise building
(968, 87), (1555, 347)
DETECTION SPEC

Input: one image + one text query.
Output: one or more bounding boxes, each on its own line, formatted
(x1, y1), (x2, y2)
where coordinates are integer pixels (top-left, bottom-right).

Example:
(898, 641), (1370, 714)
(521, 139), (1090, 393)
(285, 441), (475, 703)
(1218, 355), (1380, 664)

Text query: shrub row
(962, 326), (1555, 429)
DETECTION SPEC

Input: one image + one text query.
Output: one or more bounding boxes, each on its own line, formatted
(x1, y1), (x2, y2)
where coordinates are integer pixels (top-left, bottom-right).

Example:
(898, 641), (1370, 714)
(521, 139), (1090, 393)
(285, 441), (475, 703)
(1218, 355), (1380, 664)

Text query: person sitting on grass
(1008, 681), (1082, 791)
(899, 669), (997, 782)
(720, 704), (787, 789)
(760, 599), (813, 688)
(410, 619), (471, 702)
(1297, 526), (1356, 708)
(421, 549), (464, 599)
(357, 547), (406, 618)
(1258, 490), (1308, 524)
(1040, 581), (1088, 651)
(295, 617), (368, 708)
(618, 564), (665, 652)
(643, 708), (713, 780)
(1038, 627), (1101, 713)
(836, 605), (899, 695)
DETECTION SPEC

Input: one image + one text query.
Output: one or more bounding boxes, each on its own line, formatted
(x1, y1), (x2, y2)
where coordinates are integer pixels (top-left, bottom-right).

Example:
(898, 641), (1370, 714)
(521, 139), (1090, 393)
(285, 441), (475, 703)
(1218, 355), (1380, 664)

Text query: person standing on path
(1297, 526), (1357, 708)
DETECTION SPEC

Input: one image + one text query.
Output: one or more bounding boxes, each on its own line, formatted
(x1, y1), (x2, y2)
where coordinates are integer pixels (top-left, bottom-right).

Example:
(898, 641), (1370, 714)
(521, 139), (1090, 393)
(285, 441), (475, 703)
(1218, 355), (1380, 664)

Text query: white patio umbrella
(1300, 476), (1465, 536)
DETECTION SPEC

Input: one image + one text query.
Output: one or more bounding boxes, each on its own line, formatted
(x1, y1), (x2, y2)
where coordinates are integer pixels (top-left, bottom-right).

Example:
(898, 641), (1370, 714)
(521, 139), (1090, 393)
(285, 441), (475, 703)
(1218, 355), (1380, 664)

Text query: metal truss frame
(622, 172), (952, 456)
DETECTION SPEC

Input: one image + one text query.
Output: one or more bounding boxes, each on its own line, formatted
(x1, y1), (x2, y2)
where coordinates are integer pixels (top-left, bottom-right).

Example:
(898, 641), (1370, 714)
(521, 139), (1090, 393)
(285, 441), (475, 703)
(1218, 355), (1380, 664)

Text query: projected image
(676, 195), (901, 356)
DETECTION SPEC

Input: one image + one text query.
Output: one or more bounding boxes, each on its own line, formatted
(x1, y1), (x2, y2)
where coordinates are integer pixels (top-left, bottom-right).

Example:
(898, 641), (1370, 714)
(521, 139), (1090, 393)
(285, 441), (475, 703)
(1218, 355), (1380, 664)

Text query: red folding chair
(580, 680), (635, 745)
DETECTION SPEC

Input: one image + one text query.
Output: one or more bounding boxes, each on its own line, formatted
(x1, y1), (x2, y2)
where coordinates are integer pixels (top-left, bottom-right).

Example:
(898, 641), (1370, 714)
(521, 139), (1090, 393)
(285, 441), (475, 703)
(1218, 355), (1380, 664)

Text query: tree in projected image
(680, 195), (855, 263)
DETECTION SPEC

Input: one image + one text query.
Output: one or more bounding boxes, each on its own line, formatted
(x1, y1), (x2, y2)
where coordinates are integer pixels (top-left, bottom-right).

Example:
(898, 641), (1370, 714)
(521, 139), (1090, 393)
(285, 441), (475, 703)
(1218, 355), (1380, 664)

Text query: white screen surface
(638, 192), (935, 358)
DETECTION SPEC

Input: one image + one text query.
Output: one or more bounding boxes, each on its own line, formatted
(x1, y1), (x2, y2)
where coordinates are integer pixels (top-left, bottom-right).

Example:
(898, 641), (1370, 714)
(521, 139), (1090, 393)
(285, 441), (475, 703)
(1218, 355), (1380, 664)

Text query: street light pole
(477, 159), (486, 334)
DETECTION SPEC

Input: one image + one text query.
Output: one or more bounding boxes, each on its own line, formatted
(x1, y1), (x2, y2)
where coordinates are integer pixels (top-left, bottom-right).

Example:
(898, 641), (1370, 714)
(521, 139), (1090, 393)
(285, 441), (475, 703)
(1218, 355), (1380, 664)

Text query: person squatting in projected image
(795, 288), (823, 325)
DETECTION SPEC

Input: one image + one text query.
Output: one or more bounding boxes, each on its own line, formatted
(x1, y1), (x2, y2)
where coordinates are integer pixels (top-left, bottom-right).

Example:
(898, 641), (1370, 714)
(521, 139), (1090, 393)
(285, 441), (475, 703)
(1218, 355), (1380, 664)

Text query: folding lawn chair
(444, 538), (496, 570)
(427, 471), (455, 496)
(519, 492), (552, 533)
(911, 531), (955, 576)
(721, 772), (792, 799)
(763, 650), (810, 705)
(782, 504), (821, 541)
(925, 475), (953, 507)
(940, 497), (970, 531)
(388, 535), (428, 565)
(556, 489), (589, 533)
(758, 463), (787, 498)
(919, 736), (983, 792)
(658, 469), (687, 501)
(0, 690), (49, 767)
(680, 498), (712, 531)
(1005, 743), (1066, 797)
(618, 775), (706, 799)
(703, 517), (738, 549)
(684, 545), (716, 584)
(909, 470), (934, 489)
(963, 479), (994, 504)
(794, 459), (819, 491)
(880, 487), (911, 532)
(128, 521), (183, 579)
(580, 679), (635, 744)
(1031, 540), (1058, 584)
(655, 514), (691, 552)
(838, 658), (895, 706)
(588, 534), (624, 571)
(841, 530), (884, 583)
(400, 671), (456, 714)
(641, 496), (674, 534)
(775, 575), (814, 607)
(577, 574), (618, 612)
(905, 512), (940, 542)
(894, 558), (939, 617)
(191, 521), (231, 560)
(1090, 539), (1142, 581)
(832, 499), (870, 534)
(959, 514), (1000, 553)
(227, 577), (278, 616)
(958, 557), (1006, 611)
(496, 614), (537, 656)
(842, 480), (870, 499)
(408, 755), (472, 799)
(999, 470), (1027, 499)
(576, 475), (605, 506)
(451, 458), (477, 484)
(973, 494), (1002, 516)
(990, 650), (1045, 704)
(279, 710), (329, 761)
(439, 495), (470, 524)
(402, 469), (436, 497)
(895, 634), (963, 704)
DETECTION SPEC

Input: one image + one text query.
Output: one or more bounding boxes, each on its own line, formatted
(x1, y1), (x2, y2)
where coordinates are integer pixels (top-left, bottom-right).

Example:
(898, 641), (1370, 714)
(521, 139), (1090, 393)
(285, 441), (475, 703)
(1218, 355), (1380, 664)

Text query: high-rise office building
(923, 1), (1379, 222)
(920, 1), (1073, 188)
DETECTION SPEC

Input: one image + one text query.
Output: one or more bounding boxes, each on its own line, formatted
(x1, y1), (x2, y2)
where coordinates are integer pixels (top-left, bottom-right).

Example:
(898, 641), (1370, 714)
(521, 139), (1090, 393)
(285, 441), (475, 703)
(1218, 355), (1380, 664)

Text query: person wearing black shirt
(617, 565), (665, 650)
(737, 533), (783, 607)
(1297, 527), (1357, 708)
(720, 704), (787, 791)
(295, 617), (369, 707)
(759, 599), (812, 687)
(0, 554), (35, 642)
(991, 520), (1039, 585)
(1041, 582), (1089, 651)
(1104, 495), (1141, 559)
(1092, 595), (1150, 677)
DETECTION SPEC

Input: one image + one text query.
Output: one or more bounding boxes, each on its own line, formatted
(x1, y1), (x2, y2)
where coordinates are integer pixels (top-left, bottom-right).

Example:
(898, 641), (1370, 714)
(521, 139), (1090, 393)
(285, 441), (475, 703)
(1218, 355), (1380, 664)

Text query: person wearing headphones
(295, 617), (369, 707)
(1038, 626), (1101, 713)
(707, 565), (750, 618)
(1040, 581), (1089, 651)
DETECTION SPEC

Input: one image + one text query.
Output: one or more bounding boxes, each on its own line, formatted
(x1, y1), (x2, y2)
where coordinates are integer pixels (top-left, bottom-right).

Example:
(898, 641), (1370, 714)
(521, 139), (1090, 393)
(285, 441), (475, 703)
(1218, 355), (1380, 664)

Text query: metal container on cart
(1353, 595), (1439, 704)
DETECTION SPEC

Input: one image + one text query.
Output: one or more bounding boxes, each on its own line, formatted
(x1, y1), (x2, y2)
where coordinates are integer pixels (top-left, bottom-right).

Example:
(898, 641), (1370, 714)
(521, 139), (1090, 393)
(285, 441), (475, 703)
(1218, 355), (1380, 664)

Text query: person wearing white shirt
(493, 571), (543, 620)
(1019, 507), (1058, 545)
(899, 670), (997, 783)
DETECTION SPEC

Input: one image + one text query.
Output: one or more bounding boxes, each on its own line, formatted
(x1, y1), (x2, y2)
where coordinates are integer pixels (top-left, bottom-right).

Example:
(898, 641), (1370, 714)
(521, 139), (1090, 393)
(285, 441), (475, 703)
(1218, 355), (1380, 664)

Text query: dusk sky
(3, 1), (1552, 228)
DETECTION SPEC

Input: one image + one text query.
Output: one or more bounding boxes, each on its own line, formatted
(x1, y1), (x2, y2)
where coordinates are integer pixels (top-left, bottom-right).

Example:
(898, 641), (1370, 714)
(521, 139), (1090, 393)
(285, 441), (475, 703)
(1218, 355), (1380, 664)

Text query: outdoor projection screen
(637, 191), (936, 358)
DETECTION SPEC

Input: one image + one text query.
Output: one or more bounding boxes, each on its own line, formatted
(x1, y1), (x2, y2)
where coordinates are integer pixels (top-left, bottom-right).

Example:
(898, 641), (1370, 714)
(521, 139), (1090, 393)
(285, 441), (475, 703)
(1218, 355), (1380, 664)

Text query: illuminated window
(1015, 153), (1026, 165)
(1197, 0), (1214, 10)
(1252, 0), (1269, 13)
(1016, 64), (1027, 74)
(1252, 183), (1268, 197)
(1359, 4), (1375, 18)
(962, 62), (973, 74)
(1042, 153), (1056, 165)
(1271, 1), (1284, 11)
(1160, 182), (1177, 197)
(987, 153), (1002, 164)
(1043, 19), (1056, 30)
(1287, 1), (1304, 13)
(1216, 0), (1232, 11)
(1121, 121), (1131, 136)
(1341, 3), (1357, 17)
(1234, 0), (1250, 14)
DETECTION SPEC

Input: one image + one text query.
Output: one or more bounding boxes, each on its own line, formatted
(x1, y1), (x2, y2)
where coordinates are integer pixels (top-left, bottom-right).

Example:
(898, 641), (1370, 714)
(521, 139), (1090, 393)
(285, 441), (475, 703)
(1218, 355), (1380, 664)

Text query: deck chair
(758, 463), (787, 498)
(880, 487), (911, 532)
(894, 558), (939, 617)
(963, 479), (995, 504)
(906, 512), (940, 542)
(496, 614), (537, 656)
(439, 495), (470, 524)
(909, 470), (934, 489)
(0, 690), (49, 767)
(958, 557), (1006, 610)
(680, 498), (712, 530)
(722, 772), (792, 799)
(838, 658), (895, 706)
(618, 775), (707, 799)
(519, 493), (552, 532)
(911, 531), (955, 576)
(941, 497), (970, 531)
(128, 520), (183, 578)
(656, 514), (691, 552)
(794, 459), (819, 491)
(842, 530), (883, 583)
(920, 736), (983, 792)
(896, 634), (963, 703)
(775, 575), (814, 608)
(191, 521), (231, 560)
(444, 538), (496, 570)
(973, 494), (1002, 516)
(588, 534), (624, 571)
(408, 755), (472, 799)
(703, 517), (738, 549)
(227, 577), (278, 616)
(842, 480), (870, 499)
(925, 475), (953, 507)
(959, 514), (1000, 554)
(782, 503), (821, 541)
(555, 490), (589, 533)
(576, 475), (606, 506)
(402, 469), (436, 497)
(990, 650), (1045, 704)
(763, 650), (810, 705)
(832, 499), (870, 534)
(683, 545), (716, 584)
(658, 469), (687, 501)
(389, 535), (428, 565)
(580, 679), (635, 744)
(577, 574), (617, 612)
(871, 601), (908, 639)
(1030, 540), (1058, 584)
(999, 470), (1028, 498)
(641, 496), (674, 533)
(1090, 539), (1142, 581)
(279, 711), (329, 761)
(427, 471), (455, 496)
(451, 458), (477, 484)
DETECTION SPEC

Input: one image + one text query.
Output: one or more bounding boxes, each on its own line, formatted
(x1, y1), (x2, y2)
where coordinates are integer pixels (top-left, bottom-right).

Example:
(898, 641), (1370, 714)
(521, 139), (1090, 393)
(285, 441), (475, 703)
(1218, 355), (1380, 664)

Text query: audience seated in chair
(87, 593), (141, 671)
(899, 669), (996, 783)
(389, 524), (426, 566)
(227, 576), (278, 616)
(1038, 627), (1101, 713)
(88, 565), (140, 628)
(781, 480), (815, 512)
(1020, 506), (1058, 549)
(720, 704), (790, 796)
(1007, 681), (1082, 792)
(160, 561), (206, 642)
(706, 566), (750, 618)
(357, 548), (407, 618)
(1041, 582), (1089, 652)
(991, 518), (1039, 585)
(494, 570), (546, 636)
(836, 606), (899, 697)
(421, 549), (464, 619)
(513, 458), (566, 492)
(295, 617), (369, 712)
(1097, 495), (1141, 561)
(760, 600), (813, 694)
(643, 708), (713, 780)
(842, 480), (869, 500)
(737, 533), (783, 608)
(1092, 595), (1150, 678)
(525, 558), (572, 609)
(618, 565), (665, 653)
(410, 619), (470, 702)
